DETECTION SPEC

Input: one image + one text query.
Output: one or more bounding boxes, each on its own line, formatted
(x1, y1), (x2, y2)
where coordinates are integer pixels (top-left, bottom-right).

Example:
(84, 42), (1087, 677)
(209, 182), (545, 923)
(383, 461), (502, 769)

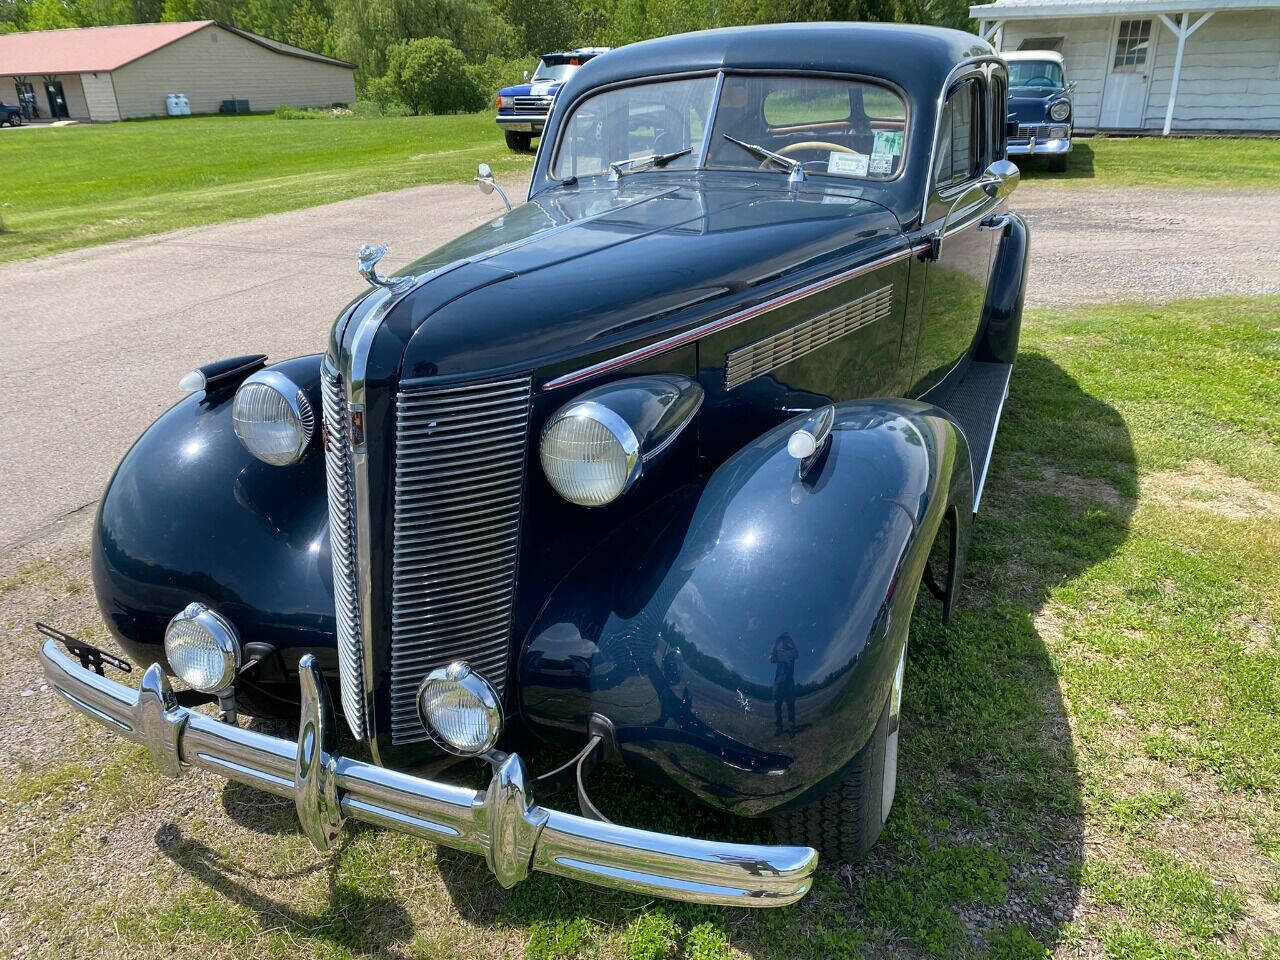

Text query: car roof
(560, 23), (993, 99)
(1004, 50), (1065, 63)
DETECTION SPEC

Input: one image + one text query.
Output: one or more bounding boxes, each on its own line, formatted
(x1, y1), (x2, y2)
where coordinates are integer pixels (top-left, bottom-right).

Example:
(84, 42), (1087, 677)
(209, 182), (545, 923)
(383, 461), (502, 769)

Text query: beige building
(0, 20), (355, 122)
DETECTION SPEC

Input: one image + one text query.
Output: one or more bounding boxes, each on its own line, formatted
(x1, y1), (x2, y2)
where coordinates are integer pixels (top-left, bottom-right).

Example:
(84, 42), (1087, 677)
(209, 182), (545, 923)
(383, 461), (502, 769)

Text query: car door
(912, 73), (998, 395)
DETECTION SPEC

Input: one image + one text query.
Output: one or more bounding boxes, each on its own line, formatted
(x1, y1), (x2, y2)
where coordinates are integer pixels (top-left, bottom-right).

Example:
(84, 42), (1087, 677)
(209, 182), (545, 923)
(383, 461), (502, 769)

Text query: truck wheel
(504, 131), (532, 152)
(771, 646), (904, 863)
(1048, 154), (1067, 173)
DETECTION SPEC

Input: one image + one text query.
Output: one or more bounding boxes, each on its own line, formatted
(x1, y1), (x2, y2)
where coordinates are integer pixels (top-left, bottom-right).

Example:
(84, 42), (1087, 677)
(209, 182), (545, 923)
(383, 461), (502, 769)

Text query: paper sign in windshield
(870, 130), (904, 175)
(827, 152), (870, 177)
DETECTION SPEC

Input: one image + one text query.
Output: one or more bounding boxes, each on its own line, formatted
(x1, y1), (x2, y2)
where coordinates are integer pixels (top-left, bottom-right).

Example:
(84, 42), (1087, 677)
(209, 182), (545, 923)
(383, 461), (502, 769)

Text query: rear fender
(976, 211), (1030, 365)
(92, 355), (335, 689)
(518, 400), (974, 817)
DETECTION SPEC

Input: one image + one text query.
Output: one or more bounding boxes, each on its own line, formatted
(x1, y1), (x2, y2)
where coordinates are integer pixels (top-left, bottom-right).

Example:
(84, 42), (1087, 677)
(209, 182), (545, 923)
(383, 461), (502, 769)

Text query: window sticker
(870, 129), (904, 175)
(827, 151), (870, 177)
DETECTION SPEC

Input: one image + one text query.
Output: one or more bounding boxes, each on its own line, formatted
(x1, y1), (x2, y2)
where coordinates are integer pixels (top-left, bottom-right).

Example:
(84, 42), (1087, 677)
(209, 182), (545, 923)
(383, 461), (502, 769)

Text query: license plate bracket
(36, 622), (132, 676)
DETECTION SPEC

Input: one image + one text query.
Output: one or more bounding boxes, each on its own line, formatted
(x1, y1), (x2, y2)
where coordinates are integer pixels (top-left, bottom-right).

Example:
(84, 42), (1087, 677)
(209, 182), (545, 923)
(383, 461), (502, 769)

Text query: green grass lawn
(0, 113), (531, 262)
(3, 295), (1278, 959)
(1016, 135), (1280, 187)
(0, 114), (1275, 265)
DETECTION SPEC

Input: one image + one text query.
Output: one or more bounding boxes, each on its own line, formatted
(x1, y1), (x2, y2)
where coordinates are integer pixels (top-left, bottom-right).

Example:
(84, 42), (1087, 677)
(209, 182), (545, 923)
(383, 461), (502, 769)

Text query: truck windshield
(1008, 61), (1064, 88)
(551, 73), (907, 182)
(533, 61), (575, 83)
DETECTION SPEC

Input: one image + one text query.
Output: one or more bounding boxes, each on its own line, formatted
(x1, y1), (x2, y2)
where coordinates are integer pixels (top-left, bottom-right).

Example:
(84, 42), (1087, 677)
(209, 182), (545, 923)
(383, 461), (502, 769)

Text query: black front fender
(92, 355), (336, 691)
(518, 400), (973, 817)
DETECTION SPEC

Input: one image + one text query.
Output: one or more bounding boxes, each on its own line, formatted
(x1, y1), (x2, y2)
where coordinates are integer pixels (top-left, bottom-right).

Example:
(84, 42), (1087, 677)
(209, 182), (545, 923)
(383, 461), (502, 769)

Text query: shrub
(273, 104), (327, 120)
(384, 37), (474, 115)
(464, 54), (536, 110)
(351, 100), (383, 118)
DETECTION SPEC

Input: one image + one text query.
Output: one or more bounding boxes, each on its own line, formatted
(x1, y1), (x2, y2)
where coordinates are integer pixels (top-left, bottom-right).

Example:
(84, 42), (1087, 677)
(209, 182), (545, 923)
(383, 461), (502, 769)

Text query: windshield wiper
(608, 148), (691, 180)
(722, 134), (806, 183)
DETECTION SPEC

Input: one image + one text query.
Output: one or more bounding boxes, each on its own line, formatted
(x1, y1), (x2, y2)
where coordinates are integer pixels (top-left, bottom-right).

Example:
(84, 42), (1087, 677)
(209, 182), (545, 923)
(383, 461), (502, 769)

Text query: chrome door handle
(978, 214), (1011, 231)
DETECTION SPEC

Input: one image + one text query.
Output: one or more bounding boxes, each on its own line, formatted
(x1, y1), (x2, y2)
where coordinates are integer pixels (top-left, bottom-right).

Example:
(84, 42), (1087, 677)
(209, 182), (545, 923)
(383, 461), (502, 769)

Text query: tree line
(1, 0), (976, 114)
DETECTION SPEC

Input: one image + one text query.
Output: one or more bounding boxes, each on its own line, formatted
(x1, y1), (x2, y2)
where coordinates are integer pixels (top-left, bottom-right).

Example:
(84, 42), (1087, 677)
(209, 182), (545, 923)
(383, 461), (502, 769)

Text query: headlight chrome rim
(164, 602), (241, 693)
(540, 400), (642, 507)
(232, 368), (315, 466)
(417, 661), (503, 756)
(1048, 100), (1071, 122)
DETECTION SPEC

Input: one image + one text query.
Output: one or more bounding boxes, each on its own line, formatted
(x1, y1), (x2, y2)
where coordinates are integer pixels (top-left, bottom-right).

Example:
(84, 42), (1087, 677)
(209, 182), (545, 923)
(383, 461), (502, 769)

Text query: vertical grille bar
(389, 376), (532, 744)
(321, 364), (367, 739)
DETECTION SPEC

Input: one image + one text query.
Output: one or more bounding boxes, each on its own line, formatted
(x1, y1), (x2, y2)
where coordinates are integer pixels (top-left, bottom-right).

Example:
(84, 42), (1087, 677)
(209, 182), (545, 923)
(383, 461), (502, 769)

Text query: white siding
(1000, 10), (1280, 132)
(79, 71), (119, 122)
(110, 23), (355, 119)
(1000, 16), (1116, 127)
(1144, 10), (1280, 130)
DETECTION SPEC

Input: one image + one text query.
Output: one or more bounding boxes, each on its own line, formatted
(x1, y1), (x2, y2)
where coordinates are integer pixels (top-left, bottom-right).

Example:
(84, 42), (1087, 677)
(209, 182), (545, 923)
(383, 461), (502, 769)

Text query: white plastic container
(177, 94), (191, 116)
(165, 93), (181, 116)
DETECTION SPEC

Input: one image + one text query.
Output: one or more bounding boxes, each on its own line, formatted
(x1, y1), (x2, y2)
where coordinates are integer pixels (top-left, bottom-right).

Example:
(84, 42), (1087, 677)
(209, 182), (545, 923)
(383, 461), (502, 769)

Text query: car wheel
(504, 131), (532, 152)
(771, 644), (905, 864)
(1048, 155), (1067, 173)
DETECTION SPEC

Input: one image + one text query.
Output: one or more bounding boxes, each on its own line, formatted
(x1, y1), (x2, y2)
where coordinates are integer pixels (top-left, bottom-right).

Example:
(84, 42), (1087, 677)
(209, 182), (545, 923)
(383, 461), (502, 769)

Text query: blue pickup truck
(495, 48), (610, 151)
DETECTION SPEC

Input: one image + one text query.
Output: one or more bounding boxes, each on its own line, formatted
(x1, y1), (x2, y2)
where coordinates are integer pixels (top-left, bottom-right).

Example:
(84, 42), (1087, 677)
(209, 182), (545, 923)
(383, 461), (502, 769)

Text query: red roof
(1, 20), (221, 75)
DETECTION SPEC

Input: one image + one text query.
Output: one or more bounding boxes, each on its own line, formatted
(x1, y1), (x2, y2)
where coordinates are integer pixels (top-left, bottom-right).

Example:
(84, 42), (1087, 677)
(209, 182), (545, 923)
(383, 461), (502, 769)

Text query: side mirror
(474, 162), (511, 212)
(522, 70), (530, 81)
(1066, 79), (1078, 94)
(979, 159), (1020, 201)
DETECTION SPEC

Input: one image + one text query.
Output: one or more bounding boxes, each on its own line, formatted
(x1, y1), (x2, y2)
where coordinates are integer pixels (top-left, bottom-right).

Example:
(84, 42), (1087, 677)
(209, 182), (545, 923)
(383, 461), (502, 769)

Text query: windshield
(533, 61), (576, 83)
(551, 73), (907, 182)
(1008, 60), (1064, 88)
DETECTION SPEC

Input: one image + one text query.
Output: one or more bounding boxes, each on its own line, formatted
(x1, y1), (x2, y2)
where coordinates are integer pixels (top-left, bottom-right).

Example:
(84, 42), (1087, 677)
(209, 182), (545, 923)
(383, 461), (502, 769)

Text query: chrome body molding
(724, 284), (895, 390)
(543, 243), (930, 391)
(39, 639), (817, 907)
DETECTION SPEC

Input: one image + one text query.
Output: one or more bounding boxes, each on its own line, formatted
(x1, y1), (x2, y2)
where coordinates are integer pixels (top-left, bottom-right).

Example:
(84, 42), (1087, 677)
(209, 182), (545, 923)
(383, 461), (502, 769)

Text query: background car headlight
(498, 95), (514, 108)
(164, 602), (240, 692)
(417, 662), (503, 756)
(540, 401), (640, 507)
(1049, 100), (1071, 122)
(232, 369), (314, 466)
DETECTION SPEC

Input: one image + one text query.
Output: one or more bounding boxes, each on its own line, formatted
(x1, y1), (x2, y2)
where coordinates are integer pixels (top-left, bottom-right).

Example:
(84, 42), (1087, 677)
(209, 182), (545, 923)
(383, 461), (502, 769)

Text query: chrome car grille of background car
(321, 363), (367, 740)
(513, 95), (554, 114)
(388, 376), (533, 744)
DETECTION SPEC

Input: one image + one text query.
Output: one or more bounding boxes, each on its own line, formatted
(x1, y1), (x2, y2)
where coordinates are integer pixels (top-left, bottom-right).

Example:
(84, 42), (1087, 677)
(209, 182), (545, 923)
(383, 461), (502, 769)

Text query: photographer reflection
(770, 632), (798, 737)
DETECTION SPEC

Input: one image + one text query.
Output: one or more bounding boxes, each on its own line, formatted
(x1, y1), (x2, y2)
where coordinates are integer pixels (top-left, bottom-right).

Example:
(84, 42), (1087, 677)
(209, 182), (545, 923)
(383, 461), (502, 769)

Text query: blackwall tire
(771, 648), (904, 864)
(504, 130), (532, 152)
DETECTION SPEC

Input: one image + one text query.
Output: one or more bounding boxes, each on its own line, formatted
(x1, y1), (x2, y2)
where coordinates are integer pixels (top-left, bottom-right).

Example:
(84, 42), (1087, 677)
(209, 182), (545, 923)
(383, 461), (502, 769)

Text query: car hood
(383, 174), (904, 381)
(1008, 90), (1064, 123)
(498, 81), (562, 98)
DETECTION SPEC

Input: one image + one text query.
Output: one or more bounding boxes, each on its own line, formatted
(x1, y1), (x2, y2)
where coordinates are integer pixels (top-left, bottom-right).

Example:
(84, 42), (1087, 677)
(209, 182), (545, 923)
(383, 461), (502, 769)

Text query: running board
(928, 361), (1013, 513)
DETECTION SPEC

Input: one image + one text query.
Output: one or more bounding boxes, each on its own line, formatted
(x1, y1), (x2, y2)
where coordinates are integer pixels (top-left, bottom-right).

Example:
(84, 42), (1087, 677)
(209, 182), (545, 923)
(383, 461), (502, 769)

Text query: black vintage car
(40, 23), (1028, 907)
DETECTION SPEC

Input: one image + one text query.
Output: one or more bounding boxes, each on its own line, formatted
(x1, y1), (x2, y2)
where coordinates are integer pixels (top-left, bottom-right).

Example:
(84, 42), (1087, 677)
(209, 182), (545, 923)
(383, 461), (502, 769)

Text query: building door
(43, 80), (69, 119)
(1099, 19), (1153, 128)
(15, 81), (37, 119)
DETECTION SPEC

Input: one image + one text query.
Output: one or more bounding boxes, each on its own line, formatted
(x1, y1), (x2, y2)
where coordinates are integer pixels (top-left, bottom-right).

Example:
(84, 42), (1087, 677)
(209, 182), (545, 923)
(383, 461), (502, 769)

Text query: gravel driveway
(2, 178), (1276, 552)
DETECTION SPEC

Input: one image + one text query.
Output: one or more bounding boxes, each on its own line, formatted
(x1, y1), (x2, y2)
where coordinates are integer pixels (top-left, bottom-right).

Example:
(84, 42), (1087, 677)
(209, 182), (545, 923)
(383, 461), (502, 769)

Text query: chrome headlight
(540, 401), (641, 506)
(1048, 100), (1071, 122)
(232, 369), (314, 466)
(164, 602), (240, 693)
(417, 662), (503, 756)
(1049, 125), (1069, 140)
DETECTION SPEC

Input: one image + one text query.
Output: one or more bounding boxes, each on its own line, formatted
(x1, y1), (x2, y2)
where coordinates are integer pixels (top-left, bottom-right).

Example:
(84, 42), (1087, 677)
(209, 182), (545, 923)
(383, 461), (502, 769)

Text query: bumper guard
(39, 639), (817, 906)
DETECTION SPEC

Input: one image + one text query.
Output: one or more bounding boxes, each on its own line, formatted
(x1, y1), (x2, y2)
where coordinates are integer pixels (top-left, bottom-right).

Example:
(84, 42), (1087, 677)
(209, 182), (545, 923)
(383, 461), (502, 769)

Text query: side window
(933, 79), (983, 190)
(990, 73), (1007, 159)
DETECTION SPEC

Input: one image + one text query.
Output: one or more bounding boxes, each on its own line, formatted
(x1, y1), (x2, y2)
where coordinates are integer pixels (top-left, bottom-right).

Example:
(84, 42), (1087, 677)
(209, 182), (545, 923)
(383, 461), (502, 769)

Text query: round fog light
(417, 662), (503, 756)
(164, 602), (241, 693)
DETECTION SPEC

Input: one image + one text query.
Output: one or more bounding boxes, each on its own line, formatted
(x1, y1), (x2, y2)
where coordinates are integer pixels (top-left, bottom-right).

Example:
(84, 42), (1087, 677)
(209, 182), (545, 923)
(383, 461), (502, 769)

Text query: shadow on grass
(165, 353), (1134, 958)
(156, 822), (415, 957)
(1017, 141), (1096, 181)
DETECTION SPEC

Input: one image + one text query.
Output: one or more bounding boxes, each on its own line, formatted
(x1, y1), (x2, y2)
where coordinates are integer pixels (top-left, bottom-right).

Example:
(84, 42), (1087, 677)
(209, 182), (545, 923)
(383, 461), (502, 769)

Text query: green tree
(383, 35), (475, 113)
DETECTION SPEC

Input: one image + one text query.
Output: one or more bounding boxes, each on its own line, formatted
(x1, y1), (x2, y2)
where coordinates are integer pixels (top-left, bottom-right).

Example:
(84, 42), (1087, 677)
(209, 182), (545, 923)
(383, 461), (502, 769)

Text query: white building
(968, 0), (1280, 133)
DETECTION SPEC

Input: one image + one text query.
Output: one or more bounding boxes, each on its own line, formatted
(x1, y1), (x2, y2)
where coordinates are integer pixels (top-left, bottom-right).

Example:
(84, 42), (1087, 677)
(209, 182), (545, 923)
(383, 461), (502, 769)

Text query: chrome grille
(389, 376), (532, 744)
(513, 95), (553, 114)
(321, 364), (366, 739)
(724, 285), (895, 390)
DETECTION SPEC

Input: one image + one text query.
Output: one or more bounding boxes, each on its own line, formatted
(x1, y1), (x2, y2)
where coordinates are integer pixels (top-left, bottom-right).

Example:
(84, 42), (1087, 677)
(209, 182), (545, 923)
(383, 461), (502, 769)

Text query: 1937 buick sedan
(38, 23), (1028, 908)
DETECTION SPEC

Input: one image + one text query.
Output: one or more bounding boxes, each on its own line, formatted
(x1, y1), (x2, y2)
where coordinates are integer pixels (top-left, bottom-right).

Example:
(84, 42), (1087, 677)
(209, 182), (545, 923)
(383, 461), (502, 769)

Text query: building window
(1019, 37), (1064, 52)
(1113, 19), (1152, 72)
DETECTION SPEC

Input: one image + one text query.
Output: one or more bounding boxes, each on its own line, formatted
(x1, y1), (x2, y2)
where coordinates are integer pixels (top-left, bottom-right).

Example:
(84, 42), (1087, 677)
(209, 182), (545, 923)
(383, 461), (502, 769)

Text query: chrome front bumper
(495, 115), (546, 133)
(1007, 137), (1071, 156)
(39, 639), (817, 906)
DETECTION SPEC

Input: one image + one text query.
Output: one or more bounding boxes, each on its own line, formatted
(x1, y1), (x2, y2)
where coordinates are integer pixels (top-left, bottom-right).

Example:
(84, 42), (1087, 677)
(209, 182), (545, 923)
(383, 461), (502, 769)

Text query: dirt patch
(1035, 466), (1134, 512)
(1143, 460), (1280, 520)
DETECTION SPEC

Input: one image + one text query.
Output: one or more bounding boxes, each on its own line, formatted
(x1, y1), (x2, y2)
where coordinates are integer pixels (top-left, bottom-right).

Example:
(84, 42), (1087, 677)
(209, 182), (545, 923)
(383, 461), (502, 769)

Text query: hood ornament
(358, 243), (413, 292)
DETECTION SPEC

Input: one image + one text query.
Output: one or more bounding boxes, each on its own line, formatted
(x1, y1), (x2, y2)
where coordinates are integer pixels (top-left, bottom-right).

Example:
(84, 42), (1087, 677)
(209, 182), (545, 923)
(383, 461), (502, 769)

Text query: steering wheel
(1026, 75), (1056, 87)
